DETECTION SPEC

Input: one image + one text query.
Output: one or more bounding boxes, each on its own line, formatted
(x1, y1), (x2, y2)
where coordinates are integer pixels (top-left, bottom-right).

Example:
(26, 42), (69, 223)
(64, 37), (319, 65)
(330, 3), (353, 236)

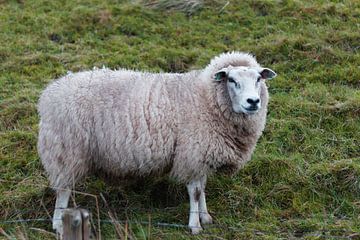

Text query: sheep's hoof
(200, 213), (213, 225)
(53, 220), (63, 236)
(190, 226), (203, 235)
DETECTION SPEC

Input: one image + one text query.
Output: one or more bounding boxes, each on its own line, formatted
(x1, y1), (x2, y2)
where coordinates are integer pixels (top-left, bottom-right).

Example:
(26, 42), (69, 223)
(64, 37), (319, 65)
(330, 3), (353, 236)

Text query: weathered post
(80, 209), (91, 239)
(62, 209), (91, 240)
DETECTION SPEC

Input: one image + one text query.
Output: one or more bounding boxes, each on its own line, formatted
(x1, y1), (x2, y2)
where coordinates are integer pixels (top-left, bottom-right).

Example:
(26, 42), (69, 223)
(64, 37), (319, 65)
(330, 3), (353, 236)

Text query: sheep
(37, 51), (276, 235)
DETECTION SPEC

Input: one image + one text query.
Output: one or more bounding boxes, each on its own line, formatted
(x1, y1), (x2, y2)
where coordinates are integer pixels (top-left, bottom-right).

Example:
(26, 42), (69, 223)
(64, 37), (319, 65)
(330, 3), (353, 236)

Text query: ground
(0, 0), (359, 239)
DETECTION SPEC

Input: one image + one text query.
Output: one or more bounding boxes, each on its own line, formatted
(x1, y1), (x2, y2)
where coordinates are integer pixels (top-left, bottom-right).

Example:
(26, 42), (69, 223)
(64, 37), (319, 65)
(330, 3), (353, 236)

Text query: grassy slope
(0, 0), (359, 239)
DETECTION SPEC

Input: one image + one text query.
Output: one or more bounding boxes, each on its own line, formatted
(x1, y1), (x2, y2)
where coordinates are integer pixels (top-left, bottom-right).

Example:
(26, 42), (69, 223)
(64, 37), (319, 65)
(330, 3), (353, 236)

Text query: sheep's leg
(187, 180), (203, 234)
(52, 189), (71, 236)
(199, 176), (213, 224)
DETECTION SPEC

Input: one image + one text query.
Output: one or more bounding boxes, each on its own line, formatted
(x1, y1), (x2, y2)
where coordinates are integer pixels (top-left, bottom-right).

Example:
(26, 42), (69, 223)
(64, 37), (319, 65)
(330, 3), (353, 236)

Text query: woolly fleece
(37, 52), (269, 189)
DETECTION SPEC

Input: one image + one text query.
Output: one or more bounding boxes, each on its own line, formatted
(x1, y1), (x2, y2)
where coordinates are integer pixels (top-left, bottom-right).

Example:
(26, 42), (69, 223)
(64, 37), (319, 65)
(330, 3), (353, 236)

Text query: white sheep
(37, 52), (276, 235)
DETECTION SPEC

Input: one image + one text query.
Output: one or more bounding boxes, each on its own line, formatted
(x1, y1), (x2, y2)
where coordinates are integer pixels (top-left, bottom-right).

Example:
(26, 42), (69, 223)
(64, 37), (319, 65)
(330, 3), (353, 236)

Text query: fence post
(80, 209), (91, 239)
(62, 209), (91, 240)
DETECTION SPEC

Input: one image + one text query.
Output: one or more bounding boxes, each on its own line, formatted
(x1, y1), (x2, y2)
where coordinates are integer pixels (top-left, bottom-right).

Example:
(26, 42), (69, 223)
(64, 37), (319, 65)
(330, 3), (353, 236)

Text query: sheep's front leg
(199, 176), (213, 224)
(187, 180), (202, 234)
(53, 189), (71, 236)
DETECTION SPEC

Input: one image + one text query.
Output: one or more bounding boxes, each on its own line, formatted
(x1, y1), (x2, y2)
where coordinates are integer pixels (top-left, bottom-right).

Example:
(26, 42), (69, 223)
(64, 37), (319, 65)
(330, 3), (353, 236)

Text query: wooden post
(80, 209), (91, 240)
(62, 209), (91, 240)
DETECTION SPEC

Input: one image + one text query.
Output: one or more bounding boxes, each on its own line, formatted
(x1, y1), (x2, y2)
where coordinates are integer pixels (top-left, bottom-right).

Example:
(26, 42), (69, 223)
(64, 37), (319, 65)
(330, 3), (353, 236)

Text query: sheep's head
(214, 66), (276, 115)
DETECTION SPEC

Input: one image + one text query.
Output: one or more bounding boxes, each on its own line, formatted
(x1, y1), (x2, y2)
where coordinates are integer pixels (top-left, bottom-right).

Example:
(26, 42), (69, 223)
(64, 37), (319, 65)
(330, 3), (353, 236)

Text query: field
(0, 0), (359, 239)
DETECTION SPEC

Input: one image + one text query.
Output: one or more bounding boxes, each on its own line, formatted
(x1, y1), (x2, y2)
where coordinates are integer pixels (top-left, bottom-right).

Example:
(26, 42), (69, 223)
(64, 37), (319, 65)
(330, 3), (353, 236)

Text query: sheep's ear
(214, 68), (229, 81)
(260, 68), (277, 80)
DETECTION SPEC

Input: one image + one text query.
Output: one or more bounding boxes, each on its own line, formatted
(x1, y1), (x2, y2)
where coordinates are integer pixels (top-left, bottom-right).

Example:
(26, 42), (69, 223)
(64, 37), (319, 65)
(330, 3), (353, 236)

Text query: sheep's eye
(257, 76), (261, 83)
(229, 78), (240, 88)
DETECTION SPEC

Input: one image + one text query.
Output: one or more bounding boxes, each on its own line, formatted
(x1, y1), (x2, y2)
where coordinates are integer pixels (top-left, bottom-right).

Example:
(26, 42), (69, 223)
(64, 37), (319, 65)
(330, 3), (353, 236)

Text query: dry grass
(143, 0), (204, 14)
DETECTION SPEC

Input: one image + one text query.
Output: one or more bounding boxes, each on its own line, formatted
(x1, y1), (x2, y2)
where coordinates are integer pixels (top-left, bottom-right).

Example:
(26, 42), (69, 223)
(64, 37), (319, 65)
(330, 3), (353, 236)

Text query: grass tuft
(143, 0), (204, 15)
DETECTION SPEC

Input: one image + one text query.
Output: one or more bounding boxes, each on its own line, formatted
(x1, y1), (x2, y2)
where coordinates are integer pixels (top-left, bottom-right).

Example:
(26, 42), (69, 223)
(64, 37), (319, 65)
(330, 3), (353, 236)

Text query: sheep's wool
(38, 52), (269, 188)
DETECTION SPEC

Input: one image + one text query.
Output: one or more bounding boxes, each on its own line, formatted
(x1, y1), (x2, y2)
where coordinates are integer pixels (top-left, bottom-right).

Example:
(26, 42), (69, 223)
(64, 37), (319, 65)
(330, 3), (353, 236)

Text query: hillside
(0, 0), (359, 239)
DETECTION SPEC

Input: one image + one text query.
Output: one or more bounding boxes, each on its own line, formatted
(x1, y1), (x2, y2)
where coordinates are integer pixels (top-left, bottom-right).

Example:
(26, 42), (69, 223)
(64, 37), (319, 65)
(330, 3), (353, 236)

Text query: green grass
(0, 0), (359, 239)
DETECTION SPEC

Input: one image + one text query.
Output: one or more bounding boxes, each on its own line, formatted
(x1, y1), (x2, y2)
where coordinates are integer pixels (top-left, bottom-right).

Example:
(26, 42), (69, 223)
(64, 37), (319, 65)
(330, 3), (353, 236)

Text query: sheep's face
(214, 66), (276, 115)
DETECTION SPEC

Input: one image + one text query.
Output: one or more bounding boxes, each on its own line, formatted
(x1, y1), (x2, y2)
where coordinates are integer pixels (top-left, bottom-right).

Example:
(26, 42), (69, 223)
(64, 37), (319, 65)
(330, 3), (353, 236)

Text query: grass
(0, 0), (359, 239)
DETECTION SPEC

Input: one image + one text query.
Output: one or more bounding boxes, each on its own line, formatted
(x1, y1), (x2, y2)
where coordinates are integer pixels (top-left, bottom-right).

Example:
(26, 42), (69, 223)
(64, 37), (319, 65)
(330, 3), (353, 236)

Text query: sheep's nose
(247, 98), (260, 105)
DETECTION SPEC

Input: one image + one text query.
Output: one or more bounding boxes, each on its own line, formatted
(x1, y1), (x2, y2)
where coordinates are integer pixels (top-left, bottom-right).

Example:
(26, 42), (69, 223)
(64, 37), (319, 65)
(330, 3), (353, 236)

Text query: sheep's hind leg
(199, 175), (213, 224)
(52, 189), (71, 236)
(187, 180), (203, 234)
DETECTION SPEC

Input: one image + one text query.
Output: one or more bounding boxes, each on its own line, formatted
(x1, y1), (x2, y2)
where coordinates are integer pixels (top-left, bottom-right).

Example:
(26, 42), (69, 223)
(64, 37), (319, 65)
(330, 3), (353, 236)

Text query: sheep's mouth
(242, 106), (259, 114)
